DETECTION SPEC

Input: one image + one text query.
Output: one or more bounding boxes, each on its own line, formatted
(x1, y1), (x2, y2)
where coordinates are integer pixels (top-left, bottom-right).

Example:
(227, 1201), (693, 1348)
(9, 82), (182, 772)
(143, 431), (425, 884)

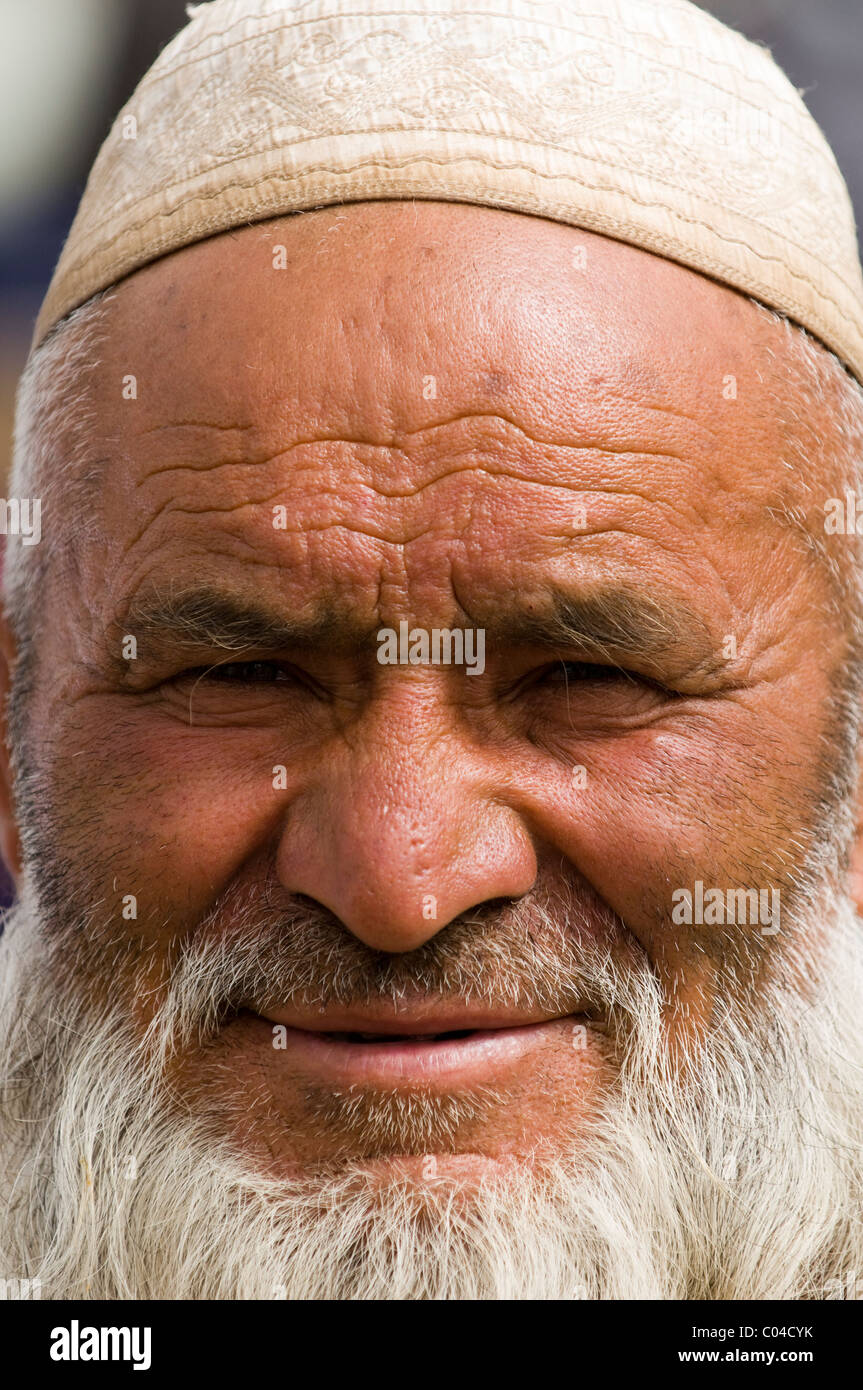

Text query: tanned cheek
(35, 695), (301, 944)
(517, 710), (827, 1013)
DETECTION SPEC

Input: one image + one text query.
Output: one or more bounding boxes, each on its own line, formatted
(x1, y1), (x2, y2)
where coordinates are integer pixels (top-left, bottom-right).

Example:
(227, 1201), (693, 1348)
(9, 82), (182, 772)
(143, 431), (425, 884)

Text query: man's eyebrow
(117, 583), (718, 674)
(492, 587), (718, 668)
(118, 588), (357, 655)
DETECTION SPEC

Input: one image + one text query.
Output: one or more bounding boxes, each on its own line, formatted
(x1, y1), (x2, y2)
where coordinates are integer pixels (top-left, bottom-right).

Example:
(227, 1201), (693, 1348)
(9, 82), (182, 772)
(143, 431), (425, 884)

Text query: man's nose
(274, 692), (537, 953)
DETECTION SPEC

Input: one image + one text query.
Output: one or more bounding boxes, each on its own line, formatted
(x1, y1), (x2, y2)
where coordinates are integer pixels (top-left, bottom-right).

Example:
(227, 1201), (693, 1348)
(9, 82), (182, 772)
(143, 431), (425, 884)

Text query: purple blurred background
(0, 0), (860, 907)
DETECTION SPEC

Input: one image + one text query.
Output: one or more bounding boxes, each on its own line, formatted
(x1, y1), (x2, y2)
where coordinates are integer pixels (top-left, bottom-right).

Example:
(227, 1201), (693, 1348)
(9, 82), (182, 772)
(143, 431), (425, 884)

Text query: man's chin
(333, 1150), (540, 1194)
(171, 1008), (613, 1171)
(255, 1150), (550, 1192)
(181, 1073), (584, 1180)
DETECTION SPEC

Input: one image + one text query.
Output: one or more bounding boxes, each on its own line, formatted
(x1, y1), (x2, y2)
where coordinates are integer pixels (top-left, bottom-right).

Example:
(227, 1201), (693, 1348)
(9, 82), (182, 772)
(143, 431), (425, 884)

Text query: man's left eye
(540, 660), (638, 686)
(528, 659), (674, 712)
(189, 660), (291, 684)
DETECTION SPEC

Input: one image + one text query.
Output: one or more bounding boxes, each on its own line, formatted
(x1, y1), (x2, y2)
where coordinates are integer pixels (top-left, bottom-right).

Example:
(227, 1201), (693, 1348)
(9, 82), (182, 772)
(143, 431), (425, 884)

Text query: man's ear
(0, 607), (23, 885)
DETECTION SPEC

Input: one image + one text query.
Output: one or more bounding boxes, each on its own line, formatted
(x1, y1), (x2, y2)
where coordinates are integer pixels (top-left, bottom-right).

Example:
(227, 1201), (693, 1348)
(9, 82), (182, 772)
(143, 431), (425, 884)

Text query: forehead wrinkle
(123, 455), (691, 547)
(132, 408), (689, 454)
(612, 396), (722, 441)
(122, 448), (707, 565)
(129, 408), (690, 491)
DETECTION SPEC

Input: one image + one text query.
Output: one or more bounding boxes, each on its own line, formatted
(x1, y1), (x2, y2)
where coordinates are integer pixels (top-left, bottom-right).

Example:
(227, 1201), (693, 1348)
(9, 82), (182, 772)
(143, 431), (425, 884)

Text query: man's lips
(239, 1004), (597, 1085)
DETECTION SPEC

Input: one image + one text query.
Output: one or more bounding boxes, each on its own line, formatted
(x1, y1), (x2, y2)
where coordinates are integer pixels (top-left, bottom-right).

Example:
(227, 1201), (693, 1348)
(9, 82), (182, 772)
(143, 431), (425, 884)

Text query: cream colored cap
(33, 0), (863, 382)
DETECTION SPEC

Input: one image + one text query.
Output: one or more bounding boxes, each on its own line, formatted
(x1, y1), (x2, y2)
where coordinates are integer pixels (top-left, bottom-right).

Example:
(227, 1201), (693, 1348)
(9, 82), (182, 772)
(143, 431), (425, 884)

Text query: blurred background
(0, 0), (860, 904)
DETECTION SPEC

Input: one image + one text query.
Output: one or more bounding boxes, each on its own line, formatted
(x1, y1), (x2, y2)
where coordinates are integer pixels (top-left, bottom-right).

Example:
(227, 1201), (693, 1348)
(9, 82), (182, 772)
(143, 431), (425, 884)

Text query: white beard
(1, 875), (862, 1300)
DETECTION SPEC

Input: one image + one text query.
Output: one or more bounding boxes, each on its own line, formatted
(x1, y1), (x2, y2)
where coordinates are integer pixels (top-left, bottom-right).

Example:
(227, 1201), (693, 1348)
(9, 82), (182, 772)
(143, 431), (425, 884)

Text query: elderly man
(0, 0), (862, 1302)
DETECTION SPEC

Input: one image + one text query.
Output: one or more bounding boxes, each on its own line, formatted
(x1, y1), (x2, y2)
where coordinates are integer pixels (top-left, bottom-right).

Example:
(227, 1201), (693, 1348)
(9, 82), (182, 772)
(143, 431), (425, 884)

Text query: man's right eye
(179, 661), (293, 685)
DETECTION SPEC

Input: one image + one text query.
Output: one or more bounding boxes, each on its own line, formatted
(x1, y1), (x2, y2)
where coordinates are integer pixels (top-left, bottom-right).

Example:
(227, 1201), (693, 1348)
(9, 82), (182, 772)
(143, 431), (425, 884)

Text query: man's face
(5, 201), (852, 1184)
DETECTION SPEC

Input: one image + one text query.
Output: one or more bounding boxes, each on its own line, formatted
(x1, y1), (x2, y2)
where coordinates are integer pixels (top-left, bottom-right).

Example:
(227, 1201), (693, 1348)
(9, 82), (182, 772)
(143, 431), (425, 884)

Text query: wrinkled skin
(0, 201), (857, 1178)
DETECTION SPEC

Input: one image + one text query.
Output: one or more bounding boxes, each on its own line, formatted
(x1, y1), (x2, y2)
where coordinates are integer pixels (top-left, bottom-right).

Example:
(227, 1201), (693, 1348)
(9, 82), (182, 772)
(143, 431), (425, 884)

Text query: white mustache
(146, 881), (652, 1062)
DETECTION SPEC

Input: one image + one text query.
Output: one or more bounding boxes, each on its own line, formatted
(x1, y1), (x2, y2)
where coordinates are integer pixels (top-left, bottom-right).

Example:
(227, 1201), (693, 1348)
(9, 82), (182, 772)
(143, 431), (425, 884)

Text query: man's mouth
(239, 1008), (596, 1085)
(320, 1028), (478, 1042)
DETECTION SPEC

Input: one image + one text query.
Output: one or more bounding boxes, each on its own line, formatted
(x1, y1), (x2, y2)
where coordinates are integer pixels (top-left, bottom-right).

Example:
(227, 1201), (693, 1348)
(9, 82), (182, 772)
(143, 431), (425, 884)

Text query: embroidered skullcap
(33, 0), (863, 384)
